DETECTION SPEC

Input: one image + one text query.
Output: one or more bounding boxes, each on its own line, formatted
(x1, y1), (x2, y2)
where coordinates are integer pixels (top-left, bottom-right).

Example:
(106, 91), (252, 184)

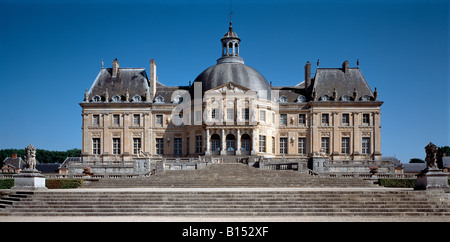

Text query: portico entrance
(206, 128), (254, 156)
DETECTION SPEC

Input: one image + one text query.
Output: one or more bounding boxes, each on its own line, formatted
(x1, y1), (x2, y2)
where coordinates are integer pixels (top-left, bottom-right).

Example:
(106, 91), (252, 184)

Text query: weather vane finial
(229, 0), (233, 23)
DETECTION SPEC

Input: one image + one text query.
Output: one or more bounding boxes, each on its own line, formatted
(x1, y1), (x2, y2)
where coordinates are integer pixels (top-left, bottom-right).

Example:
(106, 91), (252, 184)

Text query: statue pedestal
(415, 168), (449, 190)
(12, 169), (47, 191)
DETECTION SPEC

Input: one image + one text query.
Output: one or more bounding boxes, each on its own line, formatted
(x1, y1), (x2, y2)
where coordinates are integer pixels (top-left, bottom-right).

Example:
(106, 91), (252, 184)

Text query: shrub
(379, 178), (450, 188)
(46, 179), (83, 189)
(0, 179), (14, 189)
(0, 179), (83, 189)
(379, 178), (417, 188)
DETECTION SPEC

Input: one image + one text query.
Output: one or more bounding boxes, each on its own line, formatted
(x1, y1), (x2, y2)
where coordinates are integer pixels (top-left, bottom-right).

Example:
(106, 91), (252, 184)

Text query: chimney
(304, 61), (311, 91)
(342, 60), (349, 74)
(112, 58), (120, 78)
(12, 153), (17, 159)
(149, 59), (157, 100)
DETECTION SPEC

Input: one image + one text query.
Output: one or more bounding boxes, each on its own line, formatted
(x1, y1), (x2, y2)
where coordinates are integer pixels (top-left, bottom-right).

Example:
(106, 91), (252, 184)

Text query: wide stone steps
(83, 163), (375, 188)
(3, 190), (449, 217)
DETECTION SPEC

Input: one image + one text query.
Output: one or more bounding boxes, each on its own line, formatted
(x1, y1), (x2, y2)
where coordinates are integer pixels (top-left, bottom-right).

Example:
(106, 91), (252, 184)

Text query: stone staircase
(1, 189), (449, 217)
(83, 163), (375, 188)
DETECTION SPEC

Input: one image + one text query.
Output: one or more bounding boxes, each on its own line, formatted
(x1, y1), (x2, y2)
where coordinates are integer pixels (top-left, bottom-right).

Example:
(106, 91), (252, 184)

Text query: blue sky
(0, 0), (448, 163)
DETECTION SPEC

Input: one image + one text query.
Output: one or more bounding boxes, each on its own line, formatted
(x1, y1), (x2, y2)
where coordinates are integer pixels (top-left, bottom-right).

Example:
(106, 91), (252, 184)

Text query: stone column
(220, 129), (226, 155)
(332, 112), (339, 158)
(353, 112), (361, 159)
(251, 129), (257, 155)
(373, 111), (382, 160)
(103, 113), (110, 159)
(236, 129), (241, 155)
(205, 129), (211, 155)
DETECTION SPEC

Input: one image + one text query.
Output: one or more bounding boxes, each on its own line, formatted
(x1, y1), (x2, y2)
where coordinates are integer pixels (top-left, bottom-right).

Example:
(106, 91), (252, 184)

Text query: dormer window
(132, 95), (142, 102)
(360, 95), (371, 101)
(320, 95), (330, 101)
(111, 95), (121, 102)
(173, 95), (183, 104)
(155, 96), (164, 103)
(279, 96), (288, 103)
(92, 95), (101, 102)
(341, 95), (351, 101)
(296, 95), (306, 103)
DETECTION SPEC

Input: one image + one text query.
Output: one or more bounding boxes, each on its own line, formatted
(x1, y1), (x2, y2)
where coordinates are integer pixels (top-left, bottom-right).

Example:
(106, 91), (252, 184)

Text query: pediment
(206, 82), (251, 93)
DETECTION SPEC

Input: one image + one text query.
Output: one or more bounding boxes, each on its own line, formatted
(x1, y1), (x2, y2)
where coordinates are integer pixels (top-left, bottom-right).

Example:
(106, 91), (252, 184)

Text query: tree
(437, 146), (450, 169)
(0, 148), (81, 165)
(409, 158), (425, 163)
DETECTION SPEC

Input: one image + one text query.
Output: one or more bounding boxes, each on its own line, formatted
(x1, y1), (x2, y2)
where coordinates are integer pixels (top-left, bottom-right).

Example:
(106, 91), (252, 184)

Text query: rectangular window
(298, 137), (306, 154)
(92, 138), (101, 155)
(133, 138), (141, 155)
(260, 110), (266, 122)
(212, 109), (217, 119)
(341, 137), (350, 154)
(342, 113), (349, 126)
(259, 135), (266, 153)
(280, 137), (288, 154)
(280, 114), (287, 125)
(227, 108), (234, 121)
(321, 114), (329, 126)
(156, 115), (163, 126)
(93, 115), (100, 126)
(243, 108), (249, 120)
(362, 137), (370, 154)
(133, 114), (140, 126)
(299, 114), (306, 125)
(113, 138), (121, 155)
(362, 114), (370, 125)
(113, 114), (120, 126)
(321, 137), (329, 154)
(272, 137), (276, 153)
(174, 138), (182, 155)
(156, 138), (164, 155)
(196, 136), (203, 153)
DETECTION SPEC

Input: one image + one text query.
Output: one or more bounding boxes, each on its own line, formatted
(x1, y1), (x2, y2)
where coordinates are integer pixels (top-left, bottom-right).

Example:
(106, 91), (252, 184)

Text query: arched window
(320, 95), (329, 101)
(341, 95), (351, 101)
(279, 96), (288, 103)
(173, 95), (183, 104)
(296, 95), (306, 103)
(155, 96), (164, 103)
(111, 95), (121, 102)
(92, 95), (101, 102)
(360, 95), (371, 101)
(132, 95), (142, 102)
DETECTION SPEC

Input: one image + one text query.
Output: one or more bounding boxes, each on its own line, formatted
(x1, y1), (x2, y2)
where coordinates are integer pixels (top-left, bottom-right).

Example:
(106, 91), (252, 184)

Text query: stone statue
(104, 88), (109, 102)
(425, 142), (438, 169)
(25, 144), (37, 170)
(84, 89), (89, 102)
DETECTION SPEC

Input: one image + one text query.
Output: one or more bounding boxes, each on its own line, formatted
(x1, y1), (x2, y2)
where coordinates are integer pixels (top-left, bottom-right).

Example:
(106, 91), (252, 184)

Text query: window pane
(280, 137), (287, 154)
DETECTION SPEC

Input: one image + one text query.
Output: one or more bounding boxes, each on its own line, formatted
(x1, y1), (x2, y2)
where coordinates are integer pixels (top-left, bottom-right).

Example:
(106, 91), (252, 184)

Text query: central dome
(193, 22), (271, 99)
(194, 62), (271, 97)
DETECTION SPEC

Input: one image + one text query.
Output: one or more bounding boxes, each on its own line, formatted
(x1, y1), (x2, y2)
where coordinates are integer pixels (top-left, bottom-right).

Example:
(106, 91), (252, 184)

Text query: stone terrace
(82, 163), (376, 188)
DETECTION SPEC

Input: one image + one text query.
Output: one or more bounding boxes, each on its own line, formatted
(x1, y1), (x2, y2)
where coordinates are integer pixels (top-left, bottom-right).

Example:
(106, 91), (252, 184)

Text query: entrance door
(226, 134), (236, 155)
(241, 134), (251, 155)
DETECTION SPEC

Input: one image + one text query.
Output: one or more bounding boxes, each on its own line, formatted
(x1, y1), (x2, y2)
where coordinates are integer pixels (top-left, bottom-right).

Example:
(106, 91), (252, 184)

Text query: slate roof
(311, 67), (375, 101)
(36, 163), (60, 174)
(402, 163), (426, 173)
(87, 68), (150, 102)
(2, 157), (26, 169)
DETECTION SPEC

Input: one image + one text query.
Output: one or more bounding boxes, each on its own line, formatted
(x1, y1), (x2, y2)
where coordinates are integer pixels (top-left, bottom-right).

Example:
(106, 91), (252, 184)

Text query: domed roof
(193, 62), (271, 99)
